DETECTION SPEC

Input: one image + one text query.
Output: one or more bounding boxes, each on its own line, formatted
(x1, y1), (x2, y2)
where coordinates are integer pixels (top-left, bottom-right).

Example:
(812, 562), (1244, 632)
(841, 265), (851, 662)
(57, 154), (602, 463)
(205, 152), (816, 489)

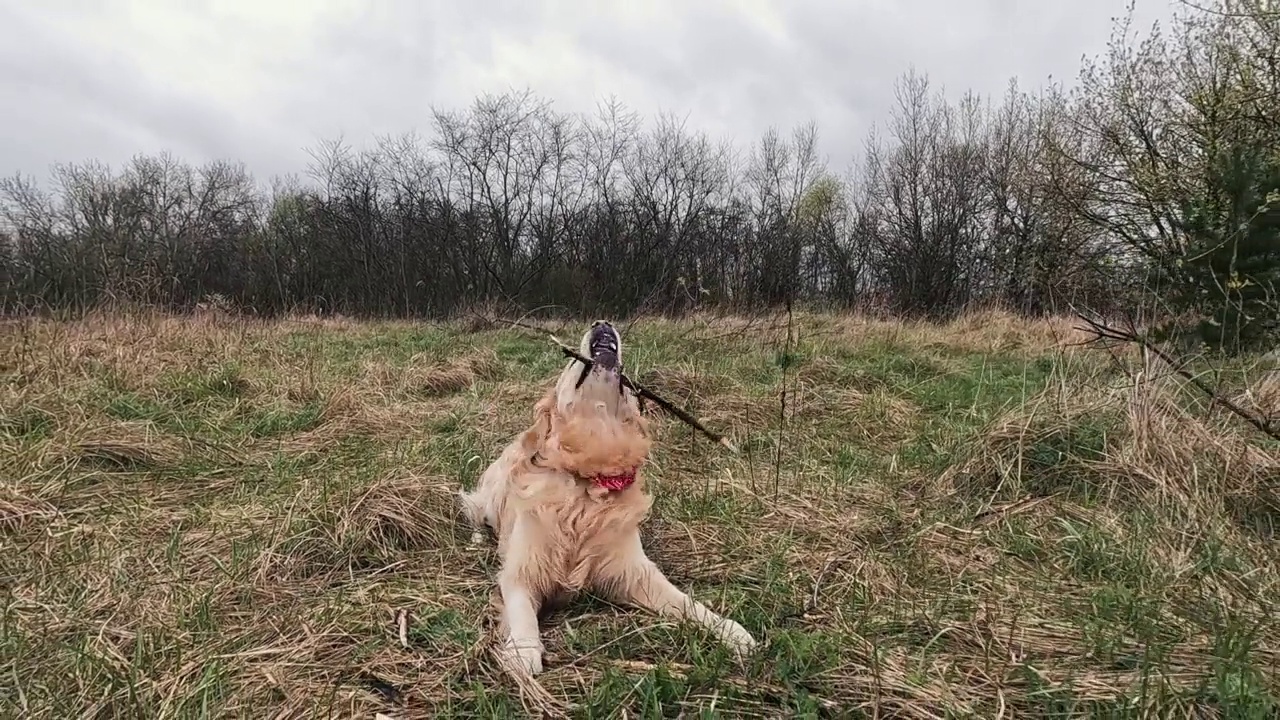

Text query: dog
(457, 320), (758, 675)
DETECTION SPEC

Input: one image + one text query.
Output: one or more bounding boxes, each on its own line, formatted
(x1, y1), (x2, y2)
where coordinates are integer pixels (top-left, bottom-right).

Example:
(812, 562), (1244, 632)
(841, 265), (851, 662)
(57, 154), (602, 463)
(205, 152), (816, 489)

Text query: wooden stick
(1073, 313), (1280, 442)
(549, 335), (738, 453)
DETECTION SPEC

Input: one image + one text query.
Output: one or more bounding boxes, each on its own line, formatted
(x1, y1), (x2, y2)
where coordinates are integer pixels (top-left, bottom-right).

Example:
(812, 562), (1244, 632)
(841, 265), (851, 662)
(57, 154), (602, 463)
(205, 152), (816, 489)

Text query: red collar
(590, 469), (637, 492)
(530, 453), (638, 492)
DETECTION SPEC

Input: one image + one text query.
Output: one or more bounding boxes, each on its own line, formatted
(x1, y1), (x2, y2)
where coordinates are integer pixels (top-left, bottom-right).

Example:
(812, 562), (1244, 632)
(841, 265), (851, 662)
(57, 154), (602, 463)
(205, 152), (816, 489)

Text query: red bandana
(591, 469), (637, 492)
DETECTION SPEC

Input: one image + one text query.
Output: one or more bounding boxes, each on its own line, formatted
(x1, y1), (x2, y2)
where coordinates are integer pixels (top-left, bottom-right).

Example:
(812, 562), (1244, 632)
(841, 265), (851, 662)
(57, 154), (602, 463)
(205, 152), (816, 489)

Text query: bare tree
(1065, 0), (1280, 352)
(863, 70), (987, 317)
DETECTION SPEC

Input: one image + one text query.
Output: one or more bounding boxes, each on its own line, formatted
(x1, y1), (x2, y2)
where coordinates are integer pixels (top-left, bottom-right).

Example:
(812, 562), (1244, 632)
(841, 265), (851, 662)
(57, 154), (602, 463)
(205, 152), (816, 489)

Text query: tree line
(2, 0), (1277, 352)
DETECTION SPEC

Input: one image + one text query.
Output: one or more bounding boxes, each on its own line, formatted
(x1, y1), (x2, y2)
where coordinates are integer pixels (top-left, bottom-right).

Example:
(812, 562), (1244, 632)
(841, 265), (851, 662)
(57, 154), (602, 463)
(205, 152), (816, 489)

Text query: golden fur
(458, 323), (758, 676)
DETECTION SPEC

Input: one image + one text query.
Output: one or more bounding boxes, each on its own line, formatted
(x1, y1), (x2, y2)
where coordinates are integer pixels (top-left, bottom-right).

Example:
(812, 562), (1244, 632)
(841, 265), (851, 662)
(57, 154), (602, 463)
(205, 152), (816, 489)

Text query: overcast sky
(1, 0), (1176, 186)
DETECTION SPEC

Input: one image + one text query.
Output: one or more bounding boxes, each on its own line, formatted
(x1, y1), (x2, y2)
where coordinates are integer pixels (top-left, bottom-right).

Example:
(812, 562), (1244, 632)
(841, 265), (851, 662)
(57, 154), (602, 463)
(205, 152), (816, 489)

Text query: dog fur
(457, 322), (758, 675)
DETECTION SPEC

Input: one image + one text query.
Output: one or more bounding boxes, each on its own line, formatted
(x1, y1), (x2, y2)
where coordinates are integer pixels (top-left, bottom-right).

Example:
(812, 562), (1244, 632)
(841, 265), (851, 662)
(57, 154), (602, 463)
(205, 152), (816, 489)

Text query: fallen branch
(1073, 313), (1280, 442)
(548, 335), (739, 453)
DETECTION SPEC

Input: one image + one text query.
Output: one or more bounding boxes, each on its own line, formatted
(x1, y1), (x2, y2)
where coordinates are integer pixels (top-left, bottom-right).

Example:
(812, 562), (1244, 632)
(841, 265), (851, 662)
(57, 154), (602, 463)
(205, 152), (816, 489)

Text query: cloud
(0, 0), (1175, 184)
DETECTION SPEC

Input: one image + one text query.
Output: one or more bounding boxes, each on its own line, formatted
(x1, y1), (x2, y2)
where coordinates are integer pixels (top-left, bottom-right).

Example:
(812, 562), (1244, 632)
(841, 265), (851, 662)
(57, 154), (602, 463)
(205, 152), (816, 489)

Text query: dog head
(521, 321), (651, 486)
(555, 320), (626, 408)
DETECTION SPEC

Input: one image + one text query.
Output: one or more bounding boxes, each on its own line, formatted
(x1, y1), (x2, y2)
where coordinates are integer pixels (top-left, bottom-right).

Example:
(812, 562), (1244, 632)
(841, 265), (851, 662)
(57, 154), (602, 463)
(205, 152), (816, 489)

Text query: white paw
(498, 638), (544, 675)
(719, 619), (759, 658)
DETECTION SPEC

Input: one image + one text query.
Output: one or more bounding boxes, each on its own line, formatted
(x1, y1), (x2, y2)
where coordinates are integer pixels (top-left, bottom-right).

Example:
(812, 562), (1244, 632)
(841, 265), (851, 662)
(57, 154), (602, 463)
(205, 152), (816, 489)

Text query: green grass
(2, 309), (1278, 718)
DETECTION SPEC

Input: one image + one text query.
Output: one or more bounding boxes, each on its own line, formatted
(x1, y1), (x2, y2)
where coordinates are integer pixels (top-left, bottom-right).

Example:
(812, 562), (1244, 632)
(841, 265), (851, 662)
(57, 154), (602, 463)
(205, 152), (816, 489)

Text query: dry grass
(2, 307), (1278, 718)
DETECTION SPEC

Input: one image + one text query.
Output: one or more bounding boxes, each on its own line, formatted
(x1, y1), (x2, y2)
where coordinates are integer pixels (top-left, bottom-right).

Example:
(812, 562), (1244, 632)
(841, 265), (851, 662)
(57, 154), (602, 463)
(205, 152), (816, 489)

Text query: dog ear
(520, 391), (555, 451)
(620, 393), (649, 437)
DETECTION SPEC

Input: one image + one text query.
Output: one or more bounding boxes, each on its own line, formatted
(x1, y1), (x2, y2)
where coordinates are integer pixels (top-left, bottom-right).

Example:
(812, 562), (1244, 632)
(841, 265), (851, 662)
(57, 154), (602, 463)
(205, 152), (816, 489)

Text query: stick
(549, 335), (738, 453)
(1073, 313), (1280, 442)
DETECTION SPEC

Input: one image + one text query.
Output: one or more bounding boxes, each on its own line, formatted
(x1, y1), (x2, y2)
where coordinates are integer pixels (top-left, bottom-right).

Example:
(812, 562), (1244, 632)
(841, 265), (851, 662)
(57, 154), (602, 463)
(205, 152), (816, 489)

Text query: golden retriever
(458, 321), (758, 675)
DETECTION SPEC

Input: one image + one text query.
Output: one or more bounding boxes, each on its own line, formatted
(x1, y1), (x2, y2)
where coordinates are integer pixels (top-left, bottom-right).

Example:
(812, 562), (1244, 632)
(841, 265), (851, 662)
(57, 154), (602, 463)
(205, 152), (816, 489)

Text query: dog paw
(718, 619), (759, 658)
(498, 639), (544, 675)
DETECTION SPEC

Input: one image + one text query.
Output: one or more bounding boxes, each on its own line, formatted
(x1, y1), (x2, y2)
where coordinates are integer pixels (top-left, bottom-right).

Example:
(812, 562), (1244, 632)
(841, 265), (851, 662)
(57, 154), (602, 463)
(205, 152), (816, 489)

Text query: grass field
(3, 309), (1279, 718)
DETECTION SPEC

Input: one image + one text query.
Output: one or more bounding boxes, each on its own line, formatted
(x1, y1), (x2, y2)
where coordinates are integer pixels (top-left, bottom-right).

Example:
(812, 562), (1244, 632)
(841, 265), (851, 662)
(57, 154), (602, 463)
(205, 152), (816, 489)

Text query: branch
(1072, 313), (1279, 442)
(1175, 0), (1280, 19)
(548, 335), (738, 452)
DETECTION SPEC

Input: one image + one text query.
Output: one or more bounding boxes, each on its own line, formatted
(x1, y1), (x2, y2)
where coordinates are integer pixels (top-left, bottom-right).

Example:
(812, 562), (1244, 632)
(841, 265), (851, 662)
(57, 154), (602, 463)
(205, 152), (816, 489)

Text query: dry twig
(1073, 312), (1280, 441)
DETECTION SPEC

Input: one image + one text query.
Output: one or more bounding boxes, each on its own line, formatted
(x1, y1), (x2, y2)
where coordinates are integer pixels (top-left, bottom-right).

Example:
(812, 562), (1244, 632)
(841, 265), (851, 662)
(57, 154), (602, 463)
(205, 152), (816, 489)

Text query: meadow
(2, 309), (1278, 718)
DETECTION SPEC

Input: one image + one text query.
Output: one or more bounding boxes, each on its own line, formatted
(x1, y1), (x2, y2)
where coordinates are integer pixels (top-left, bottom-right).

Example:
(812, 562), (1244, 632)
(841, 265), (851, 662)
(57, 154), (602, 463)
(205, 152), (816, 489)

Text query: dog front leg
(496, 572), (544, 675)
(606, 539), (758, 659)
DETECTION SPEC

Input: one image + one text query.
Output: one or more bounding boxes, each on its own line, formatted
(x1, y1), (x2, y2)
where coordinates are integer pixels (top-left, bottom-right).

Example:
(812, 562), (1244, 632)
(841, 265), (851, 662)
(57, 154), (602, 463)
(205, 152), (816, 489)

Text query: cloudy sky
(2, 0), (1175, 185)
